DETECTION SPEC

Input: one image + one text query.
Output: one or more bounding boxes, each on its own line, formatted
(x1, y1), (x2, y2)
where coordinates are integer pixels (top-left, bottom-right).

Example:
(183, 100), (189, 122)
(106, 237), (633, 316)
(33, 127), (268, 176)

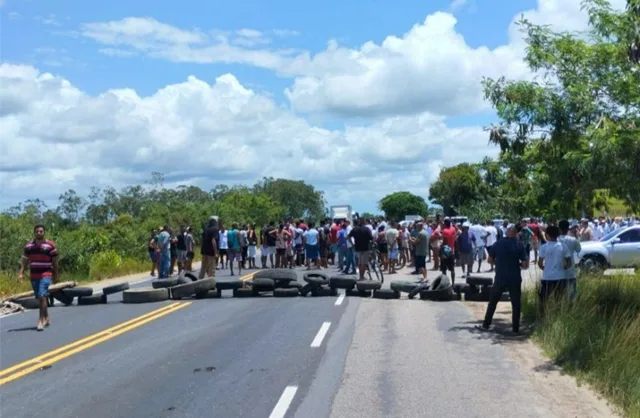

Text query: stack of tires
(14, 283), (131, 309)
(300, 272), (336, 297)
(388, 275), (457, 301)
(455, 277), (510, 302)
(130, 272), (218, 302)
(240, 269), (301, 298)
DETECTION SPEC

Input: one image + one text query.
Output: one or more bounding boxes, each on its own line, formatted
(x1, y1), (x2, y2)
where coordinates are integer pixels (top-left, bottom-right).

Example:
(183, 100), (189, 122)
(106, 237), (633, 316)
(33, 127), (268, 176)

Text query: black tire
(452, 292), (462, 301)
(216, 279), (243, 291)
(102, 282), (130, 296)
(274, 288), (300, 297)
(284, 281), (303, 289)
(62, 287), (93, 298)
(579, 255), (606, 275)
(453, 283), (470, 294)
(465, 284), (480, 295)
(396, 253), (407, 270)
(464, 292), (490, 302)
(390, 280), (421, 294)
(52, 291), (74, 306)
(255, 269), (298, 282)
(419, 286), (453, 301)
(171, 278), (216, 300)
(356, 280), (382, 291)
(466, 276), (493, 286)
(233, 288), (255, 298)
(78, 294), (107, 305)
(299, 283), (317, 296)
(252, 278), (275, 292)
(329, 275), (357, 290)
(152, 278), (180, 289)
(372, 289), (400, 300)
(312, 287), (338, 297)
(303, 272), (330, 286)
(47, 295), (55, 307)
(184, 272), (199, 282)
(346, 288), (372, 298)
(123, 287), (169, 303)
(195, 289), (221, 299)
(14, 297), (41, 310)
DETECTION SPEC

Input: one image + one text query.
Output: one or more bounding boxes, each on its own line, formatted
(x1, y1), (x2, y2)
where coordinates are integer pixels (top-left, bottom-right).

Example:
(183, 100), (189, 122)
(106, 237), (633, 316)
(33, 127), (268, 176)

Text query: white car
(578, 225), (640, 273)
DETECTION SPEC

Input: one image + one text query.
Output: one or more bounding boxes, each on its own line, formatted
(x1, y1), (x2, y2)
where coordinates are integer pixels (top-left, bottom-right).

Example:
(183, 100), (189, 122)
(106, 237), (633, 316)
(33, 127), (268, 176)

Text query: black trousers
(483, 280), (522, 332)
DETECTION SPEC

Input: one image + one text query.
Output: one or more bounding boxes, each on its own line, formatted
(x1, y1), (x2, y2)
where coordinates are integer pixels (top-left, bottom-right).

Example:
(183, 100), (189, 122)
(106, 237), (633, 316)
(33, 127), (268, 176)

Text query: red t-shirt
(528, 223), (541, 240)
(330, 225), (340, 243)
(299, 223), (308, 231)
(23, 239), (58, 280)
(441, 227), (457, 252)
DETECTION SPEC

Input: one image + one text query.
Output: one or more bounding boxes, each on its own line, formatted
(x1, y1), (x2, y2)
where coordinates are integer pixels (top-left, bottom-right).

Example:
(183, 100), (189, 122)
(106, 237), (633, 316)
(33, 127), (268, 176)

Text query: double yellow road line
(0, 301), (190, 386)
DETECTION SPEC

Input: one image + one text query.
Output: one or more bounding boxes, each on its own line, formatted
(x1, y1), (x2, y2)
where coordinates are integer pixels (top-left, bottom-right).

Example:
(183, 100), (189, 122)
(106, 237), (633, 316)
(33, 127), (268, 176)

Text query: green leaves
(378, 192), (429, 222)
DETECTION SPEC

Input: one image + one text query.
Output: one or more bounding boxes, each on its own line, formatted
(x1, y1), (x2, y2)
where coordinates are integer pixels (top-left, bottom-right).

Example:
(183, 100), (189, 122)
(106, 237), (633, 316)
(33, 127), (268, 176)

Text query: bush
(523, 274), (640, 417)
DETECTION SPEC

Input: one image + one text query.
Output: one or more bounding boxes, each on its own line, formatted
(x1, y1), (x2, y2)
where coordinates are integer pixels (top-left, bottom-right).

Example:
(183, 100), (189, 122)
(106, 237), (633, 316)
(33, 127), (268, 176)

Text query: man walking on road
(478, 224), (529, 334)
(227, 223), (242, 276)
(19, 224), (58, 331)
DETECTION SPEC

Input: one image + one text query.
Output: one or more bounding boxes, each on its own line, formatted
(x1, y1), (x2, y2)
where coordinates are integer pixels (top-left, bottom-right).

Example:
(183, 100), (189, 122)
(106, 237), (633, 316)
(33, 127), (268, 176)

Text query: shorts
(474, 246), (486, 261)
(228, 248), (241, 261)
(414, 255), (426, 270)
(248, 246), (257, 258)
(306, 244), (319, 260)
(538, 279), (571, 301)
(331, 244), (339, 254)
(268, 246), (277, 256)
(31, 277), (52, 298)
(377, 243), (388, 254)
(295, 244), (304, 254)
(440, 256), (455, 272)
(187, 251), (194, 260)
(219, 248), (228, 256)
(286, 247), (294, 258)
(356, 251), (370, 265)
(176, 250), (187, 262)
(389, 247), (399, 260)
(276, 248), (286, 256)
(148, 249), (157, 262)
(458, 252), (473, 266)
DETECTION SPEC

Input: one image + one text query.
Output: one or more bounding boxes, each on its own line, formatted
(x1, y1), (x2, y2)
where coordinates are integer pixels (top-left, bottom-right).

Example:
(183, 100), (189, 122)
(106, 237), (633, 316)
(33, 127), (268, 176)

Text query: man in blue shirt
(478, 224), (529, 334)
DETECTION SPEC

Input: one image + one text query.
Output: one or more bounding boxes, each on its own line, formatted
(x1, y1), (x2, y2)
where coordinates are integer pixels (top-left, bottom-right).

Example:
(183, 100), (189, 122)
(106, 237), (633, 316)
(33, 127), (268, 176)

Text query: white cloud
(35, 14), (61, 26)
(0, 64), (493, 210)
(449, 0), (468, 11)
(76, 0), (625, 119)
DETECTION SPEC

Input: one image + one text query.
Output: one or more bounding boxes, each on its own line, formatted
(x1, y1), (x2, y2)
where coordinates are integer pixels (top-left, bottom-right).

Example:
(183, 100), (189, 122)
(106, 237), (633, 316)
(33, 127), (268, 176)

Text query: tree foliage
(378, 192), (429, 221)
(428, 163), (485, 216)
(0, 176), (326, 277)
(480, 0), (640, 217)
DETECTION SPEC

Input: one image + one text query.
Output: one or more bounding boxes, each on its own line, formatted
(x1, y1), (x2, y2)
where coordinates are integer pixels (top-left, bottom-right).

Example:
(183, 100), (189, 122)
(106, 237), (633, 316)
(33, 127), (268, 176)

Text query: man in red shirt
(440, 218), (458, 281)
(19, 224), (58, 331)
(330, 220), (341, 266)
(441, 218), (457, 250)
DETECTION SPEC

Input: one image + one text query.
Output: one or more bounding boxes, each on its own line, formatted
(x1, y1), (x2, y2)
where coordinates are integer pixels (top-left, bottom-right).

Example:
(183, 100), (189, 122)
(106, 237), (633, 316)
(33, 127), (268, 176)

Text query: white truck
(330, 205), (353, 223)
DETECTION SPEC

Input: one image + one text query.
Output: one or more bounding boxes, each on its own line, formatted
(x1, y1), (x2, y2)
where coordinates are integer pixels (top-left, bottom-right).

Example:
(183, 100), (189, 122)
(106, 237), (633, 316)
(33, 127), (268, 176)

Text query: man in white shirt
(484, 220), (498, 272)
(537, 224), (572, 317)
(470, 220), (488, 273)
(558, 219), (581, 299)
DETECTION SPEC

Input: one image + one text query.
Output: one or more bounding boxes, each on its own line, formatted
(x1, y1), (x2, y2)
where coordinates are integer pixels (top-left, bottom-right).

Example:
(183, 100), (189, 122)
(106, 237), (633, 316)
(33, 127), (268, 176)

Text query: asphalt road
(0, 262), (614, 418)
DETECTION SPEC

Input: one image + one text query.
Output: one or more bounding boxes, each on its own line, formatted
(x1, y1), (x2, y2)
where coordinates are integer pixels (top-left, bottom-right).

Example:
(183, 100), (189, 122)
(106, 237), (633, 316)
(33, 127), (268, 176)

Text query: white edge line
(334, 293), (345, 306)
(268, 385), (298, 418)
(310, 321), (331, 348)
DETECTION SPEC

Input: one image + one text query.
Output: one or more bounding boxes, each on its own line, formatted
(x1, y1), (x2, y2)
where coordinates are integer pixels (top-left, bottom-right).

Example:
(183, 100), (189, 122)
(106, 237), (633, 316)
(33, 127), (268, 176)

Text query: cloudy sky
(0, 0), (625, 212)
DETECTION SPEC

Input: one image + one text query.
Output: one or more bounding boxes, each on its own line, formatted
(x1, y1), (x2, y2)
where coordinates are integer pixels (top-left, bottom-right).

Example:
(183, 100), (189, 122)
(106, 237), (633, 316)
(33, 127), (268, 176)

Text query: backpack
(440, 244), (453, 259)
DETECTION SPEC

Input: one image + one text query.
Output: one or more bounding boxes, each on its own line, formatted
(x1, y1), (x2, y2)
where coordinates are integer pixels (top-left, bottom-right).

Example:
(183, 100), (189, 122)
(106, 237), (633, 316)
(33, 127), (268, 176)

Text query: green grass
(522, 274), (640, 417)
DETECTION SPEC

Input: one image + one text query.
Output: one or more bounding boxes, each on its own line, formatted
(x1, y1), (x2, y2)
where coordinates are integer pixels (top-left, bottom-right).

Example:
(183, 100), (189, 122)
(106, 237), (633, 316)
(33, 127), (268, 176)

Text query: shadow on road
(448, 319), (533, 346)
(7, 326), (38, 332)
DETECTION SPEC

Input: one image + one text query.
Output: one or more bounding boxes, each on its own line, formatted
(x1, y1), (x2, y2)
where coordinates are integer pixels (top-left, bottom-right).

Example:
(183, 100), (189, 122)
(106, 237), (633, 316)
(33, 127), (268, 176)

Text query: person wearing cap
(478, 224), (529, 334)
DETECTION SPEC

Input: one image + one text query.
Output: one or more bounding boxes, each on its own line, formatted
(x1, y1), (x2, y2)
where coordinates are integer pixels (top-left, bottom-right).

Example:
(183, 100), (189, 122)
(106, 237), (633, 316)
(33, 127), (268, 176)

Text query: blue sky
(2, 0), (559, 214)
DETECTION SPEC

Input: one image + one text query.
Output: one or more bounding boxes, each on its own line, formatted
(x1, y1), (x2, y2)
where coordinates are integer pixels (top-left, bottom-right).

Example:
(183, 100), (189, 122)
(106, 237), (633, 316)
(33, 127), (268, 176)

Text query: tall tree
(428, 163), (484, 216)
(253, 177), (326, 221)
(483, 0), (640, 216)
(378, 192), (429, 221)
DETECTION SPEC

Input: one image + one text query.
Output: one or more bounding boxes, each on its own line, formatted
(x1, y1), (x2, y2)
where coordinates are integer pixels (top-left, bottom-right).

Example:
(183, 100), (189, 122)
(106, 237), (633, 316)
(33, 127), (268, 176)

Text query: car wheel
(580, 255), (606, 275)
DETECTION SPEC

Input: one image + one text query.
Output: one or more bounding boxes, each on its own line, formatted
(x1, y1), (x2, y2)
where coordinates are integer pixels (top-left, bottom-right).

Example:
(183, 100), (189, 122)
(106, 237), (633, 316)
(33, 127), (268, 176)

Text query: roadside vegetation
(521, 274), (640, 417)
(0, 175), (326, 298)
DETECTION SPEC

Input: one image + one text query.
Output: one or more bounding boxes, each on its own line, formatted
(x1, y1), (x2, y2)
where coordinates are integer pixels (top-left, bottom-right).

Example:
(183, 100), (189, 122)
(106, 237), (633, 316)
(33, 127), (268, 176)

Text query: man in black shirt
(478, 224), (529, 334)
(199, 217), (219, 279)
(263, 221), (277, 268)
(348, 219), (373, 280)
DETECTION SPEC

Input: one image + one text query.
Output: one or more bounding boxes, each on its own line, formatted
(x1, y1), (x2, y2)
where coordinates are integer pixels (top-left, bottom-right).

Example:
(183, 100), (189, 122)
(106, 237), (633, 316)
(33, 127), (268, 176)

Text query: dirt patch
(465, 301), (620, 418)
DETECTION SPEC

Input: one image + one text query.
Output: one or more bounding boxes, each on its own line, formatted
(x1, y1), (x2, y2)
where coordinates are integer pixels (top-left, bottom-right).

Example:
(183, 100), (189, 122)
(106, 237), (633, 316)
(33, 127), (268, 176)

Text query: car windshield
(599, 229), (622, 242)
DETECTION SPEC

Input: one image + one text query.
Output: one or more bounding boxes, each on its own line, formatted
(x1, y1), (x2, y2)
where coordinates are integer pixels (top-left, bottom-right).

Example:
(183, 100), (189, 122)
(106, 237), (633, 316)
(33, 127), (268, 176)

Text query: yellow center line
(0, 302), (190, 386)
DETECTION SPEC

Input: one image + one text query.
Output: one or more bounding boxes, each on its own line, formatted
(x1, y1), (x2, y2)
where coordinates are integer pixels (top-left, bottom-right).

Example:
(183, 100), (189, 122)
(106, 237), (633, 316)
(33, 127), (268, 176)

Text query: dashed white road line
(334, 293), (345, 306)
(269, 385), (298, 418)
(310, 321), (331, 348)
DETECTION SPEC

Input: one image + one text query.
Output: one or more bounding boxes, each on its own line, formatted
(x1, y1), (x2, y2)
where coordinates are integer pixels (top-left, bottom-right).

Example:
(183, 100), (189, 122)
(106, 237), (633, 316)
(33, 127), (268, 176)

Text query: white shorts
(248, 246), (257, 258)
(262, 246), (275, 256)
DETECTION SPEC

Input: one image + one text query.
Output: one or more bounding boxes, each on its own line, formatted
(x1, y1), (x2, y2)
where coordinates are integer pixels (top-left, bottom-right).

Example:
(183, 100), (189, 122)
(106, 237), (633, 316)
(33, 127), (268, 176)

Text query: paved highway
(0, 264), (616, 418)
